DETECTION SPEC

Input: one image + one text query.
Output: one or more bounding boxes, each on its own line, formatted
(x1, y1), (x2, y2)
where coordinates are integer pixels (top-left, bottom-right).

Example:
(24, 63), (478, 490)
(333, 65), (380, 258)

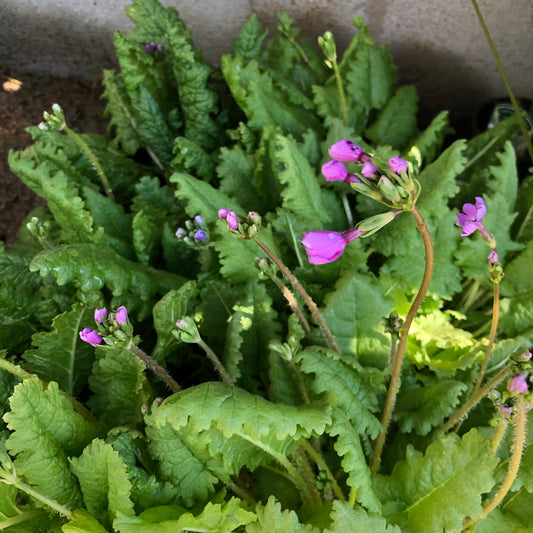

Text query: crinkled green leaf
(4, 379), (98, 509)
(230, 13), (268, 65)
(514, 175), (533, 243)
(70, 439), (134, 529)
(29, 243), (184, 300)
(171, 137), (215, 180)
(131, 209), (161, 266)
(329, 408), (381, 512)
(374, 429), (498, 533)
(88, 348), (151, 430)
(499, 287), (533, 338)
(324, 501), (401, 533)
(246, 496), (318, 532)
(409, 110), (450, 165)
(296, 347), (383, 438)
(22, 304), (95, 396)
(501, 238), (533, 296)
(365, 85), (418, 150)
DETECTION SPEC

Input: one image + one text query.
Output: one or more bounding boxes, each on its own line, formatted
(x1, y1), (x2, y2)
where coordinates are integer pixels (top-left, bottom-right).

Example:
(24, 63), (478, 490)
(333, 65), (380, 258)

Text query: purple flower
(456, 197), (487, 237)
(487, 250), (499, 264)
(145, 43), (154, 52)
(115, 306), (128, 326)
(194, 215), (205, 227)
(79, 328), (103, 345)
(194, 229), (207, 242)
(156, 43), (163, 52)
(301, 228), (365, 265)
(94, 308), (108, 324)
(218, 209), (239, 230)
(509, 373), (529, 394)
(322, 160), (349, 182)
(388, 156), (408, 175)
(328, 140), (364, 163)
(361, 161), (379, 179)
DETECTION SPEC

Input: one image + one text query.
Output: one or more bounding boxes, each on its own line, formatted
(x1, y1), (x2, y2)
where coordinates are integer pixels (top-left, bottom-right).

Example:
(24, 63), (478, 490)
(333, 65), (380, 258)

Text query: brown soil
(0, 65), (108, 246)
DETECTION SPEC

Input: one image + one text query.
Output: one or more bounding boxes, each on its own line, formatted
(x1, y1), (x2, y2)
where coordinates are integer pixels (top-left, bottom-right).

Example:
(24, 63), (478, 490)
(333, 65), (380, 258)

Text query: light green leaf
(70, 439), (134, 529)
(62, 509), (111, 533)
(246, 496), (318, 532)
(22, 304), (94, 396)
(325, 501), (401, 533)
(131, 209), (160, 266)
(409, 110), (450, 165)
(4, 380), (97, 509)
(375, 429), (498, 533)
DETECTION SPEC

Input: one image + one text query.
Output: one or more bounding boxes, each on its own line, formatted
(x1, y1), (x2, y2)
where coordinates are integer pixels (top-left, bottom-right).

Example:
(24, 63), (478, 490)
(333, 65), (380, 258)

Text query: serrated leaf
(22, 304), (95, 396)
(62, 509), (110, 533)
(29, 243), (184, 300)
(70, 439), (134, 529)
(171, 137), (215, 180)
(296, 347), (383, 438)
(501, 234), (533, 297)
(409, 110), (450, 165)
(88, 348), (151, 430)
(374, 429), (498, 533)
(514, 175), (533, 243)
(4, 380), (97, 509)
(231, 13), (268, 65)
(365, 85), (418, 150)
(329, 408), (381, 512)
(246, 496), (318, 532)
(325, 501), (401, 533)
(131, 209), (160, 266)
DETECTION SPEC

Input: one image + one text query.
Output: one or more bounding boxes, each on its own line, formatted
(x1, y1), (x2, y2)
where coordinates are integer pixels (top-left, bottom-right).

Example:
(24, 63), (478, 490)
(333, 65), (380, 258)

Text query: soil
(0, 65), (108, 246)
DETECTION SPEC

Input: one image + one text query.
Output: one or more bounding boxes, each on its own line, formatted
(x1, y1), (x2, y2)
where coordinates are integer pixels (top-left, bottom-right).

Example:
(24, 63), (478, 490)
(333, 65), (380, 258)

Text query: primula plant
(1, 0), (533, 531)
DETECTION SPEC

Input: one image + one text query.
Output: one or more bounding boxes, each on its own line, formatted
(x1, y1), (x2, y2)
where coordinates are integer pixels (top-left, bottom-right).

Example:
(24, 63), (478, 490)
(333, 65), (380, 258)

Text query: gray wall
(1, 0), (532, 123)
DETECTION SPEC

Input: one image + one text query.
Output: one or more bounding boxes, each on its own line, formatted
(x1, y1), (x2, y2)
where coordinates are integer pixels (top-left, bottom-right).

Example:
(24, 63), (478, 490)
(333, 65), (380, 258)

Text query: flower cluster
(218, 209), (262, 238)
(79, 306), (134, 348)
(175, 215), (209, 247)
(38, 103), (66, 132)
(145, 41), (163, 53)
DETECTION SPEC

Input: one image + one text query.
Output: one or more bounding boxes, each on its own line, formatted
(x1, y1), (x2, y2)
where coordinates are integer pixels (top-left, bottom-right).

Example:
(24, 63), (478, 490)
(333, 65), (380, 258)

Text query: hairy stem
(63, 125), (115, 200)
(441, 365), (510, 434)
(253, 237), (341, 354)
(370, 207), (434, 474)
(462, 395), (527, 529)
(128, 344), (181, 393)
(292, 447), (323, 505)
(270, 274), (310, 332)
(197, 338), (234, 386)
(470, 0), (533, 164)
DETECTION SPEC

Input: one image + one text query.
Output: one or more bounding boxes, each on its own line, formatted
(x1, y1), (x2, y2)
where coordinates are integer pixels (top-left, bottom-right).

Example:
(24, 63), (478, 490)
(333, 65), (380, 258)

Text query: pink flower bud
(388, 156), (408, 175)
(94, 308), (108, 324)
(509, 373), (529, 394)
(487, 250), (499, 264)
(79, 328), (103, 345)
(115, 306), (128, 326)
(361, 161), (378, 179)
(218, 208), (239, 230)
(322, 160), (349, 182)
(328, 140), (364, 162)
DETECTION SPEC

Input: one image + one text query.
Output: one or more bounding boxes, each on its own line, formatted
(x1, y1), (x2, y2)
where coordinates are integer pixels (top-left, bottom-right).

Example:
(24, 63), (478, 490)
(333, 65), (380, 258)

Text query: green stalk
(197, 338), (234, 386)
(332, 60), (349, 127)
(462, 395), (527, 529)
(63, 125), (115, 200)
(370, 207), (434, 475)
(128, 344), (181, 392)
(253, 237), (341, 354)
(269, 274), (310, 333)
(0, 509), (44, 530)
(470, 0), (533, 163)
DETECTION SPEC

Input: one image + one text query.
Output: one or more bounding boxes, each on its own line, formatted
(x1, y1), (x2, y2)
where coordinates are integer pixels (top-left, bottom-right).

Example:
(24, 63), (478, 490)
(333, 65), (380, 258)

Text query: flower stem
(462, 395), (527, 529)
(470, 0), (533, 164)
(197, 338), (234, 386)
(269, 274), (310, 333)
(127, 344), (181, 393)
(292, 447), (323, 505)
(253, 237), (341, 354)
(370, 206), (434, 475)
(441, 365), (510, 434)
(63, 125), (115, 200)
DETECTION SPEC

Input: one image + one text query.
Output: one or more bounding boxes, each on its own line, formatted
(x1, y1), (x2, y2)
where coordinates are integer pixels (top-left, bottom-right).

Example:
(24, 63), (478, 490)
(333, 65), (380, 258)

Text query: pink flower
(328, 140), (364, 162)
(361, 161), (379, 179)
(94, 308), (108, 324)
(509, 373), (529, 394)
(218, 208), (239, 230)
(456, 197), (487, 237)
(79, 328), (103, 345)
(115, 306), (128, 325)
(301, 228), (365, 265)
(322, 160), (349, 182)
(388, 156), (408, 175)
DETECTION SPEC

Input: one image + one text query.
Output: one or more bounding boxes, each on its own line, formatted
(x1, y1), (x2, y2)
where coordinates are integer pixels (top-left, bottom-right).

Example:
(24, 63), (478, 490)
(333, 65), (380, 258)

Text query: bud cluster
(175, 215), (209, 248)
(218, 209), (262, 239)
(79, 306), (135, 349)
(145, 41), (164, 53)
(38, 103), (66, 132)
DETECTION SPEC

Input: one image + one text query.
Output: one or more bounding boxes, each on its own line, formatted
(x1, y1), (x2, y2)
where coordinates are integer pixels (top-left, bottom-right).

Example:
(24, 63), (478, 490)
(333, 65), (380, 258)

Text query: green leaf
(4, 379), (97, 509)
(409, 110), (450, 165)
(131, 209), (160, 266)
(152, 281), (198, 361)
(393, 379), (468, 435)
(501, 233), (533, 296)
(329, 408), (381, 512)
(514, 175), (533, 243)
(22, 304), (95, 396)
(246, 496), (318, 532)
(171, 137), (215, 180)
(365, 85), (418, 150)
(274, 134), (330, 224)
(88, 348), (151, 430)
(324, 501), (401, 533)
(70, 439), (134, 529)
(374, 429), (498, 533)
(296, 347), (383, 438)
(231, 13), (268, 64)
(29, 244), (184, 300)
(62, 509), (111, 533)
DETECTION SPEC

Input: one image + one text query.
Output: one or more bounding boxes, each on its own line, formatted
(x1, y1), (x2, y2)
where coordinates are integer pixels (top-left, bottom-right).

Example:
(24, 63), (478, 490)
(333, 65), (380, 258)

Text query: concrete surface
(1, 0), (532, 122)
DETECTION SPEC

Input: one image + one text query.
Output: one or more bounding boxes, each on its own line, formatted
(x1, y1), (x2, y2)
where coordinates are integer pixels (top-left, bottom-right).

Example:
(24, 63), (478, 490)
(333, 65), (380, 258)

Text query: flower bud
(94, 308), (108, 324)
(487, 250), (499, 264)
(509, 373), (529, 394)
(194, 229), (207, 242)
(361, 161), (378, 179)
(248, 211), (262, 226)
(175, 316), (201, 344)
(322, 160), (349, 182)
(194, 215), (205, 228)
(378, 176), (402, 204)
(388, 156), (408, 175)
(356, 211), (401, 237)
(218, 208), (239, 230)
(328, 140), (364, 163)
(79, 328), (103, 346)
(115, 306), (128, 326)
